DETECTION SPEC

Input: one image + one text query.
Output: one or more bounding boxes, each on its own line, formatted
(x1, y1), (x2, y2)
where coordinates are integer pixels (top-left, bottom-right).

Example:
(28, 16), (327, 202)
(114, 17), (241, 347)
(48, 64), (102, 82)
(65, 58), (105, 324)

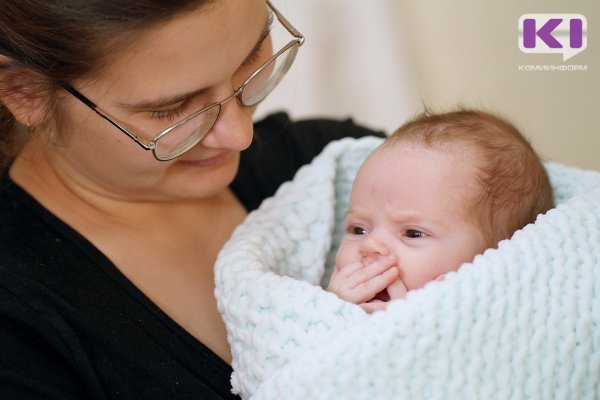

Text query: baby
(327, 109), (554, 313)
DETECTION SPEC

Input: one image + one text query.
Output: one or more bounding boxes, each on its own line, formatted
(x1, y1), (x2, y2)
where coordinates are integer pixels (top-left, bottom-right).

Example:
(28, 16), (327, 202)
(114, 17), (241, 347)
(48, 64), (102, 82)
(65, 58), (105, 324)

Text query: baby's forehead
(379, 134), (481, 155)
(370, 139), (483, 171)
(364, 142), (483, 209)
(361, 143), (481, 196)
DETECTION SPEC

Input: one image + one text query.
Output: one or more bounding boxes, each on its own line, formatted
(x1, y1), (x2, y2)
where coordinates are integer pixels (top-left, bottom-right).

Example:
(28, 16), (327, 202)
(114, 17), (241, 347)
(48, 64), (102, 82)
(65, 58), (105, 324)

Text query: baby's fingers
(353, 265), (398, 300)
(329, 256), (398, 304)
(358, 255), (397, 283)
(344, 261), (399, 304)
(335, 261), (367, 276)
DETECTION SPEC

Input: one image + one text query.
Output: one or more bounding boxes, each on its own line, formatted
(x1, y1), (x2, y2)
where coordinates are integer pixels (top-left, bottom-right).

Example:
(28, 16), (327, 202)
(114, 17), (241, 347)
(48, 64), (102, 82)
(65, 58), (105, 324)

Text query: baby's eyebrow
(117, 12), (273, 111)
(344, 209), (360, 219)
(390, 212), (432, 224)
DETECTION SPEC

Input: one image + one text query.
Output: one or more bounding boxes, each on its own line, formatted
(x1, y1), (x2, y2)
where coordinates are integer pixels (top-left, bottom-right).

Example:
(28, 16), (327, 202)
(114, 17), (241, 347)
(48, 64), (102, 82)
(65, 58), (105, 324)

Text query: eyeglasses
(63, 1), (304, 161)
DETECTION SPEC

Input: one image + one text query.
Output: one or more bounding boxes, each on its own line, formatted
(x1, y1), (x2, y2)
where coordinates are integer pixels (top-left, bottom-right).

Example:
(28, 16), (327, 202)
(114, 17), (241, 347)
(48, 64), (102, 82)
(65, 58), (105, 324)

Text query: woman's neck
(10, 143), (247, 363)
(10, 142), (233, 234)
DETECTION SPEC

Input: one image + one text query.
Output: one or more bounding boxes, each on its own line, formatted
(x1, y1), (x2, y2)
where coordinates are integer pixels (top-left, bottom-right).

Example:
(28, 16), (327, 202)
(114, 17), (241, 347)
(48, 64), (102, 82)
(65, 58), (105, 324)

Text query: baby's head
(336, 109), (554, 296)
(381, 109), (555, 246)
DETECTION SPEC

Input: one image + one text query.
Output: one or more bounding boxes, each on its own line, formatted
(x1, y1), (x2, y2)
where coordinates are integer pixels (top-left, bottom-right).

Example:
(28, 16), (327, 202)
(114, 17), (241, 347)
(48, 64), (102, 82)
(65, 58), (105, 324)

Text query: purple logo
(519, 14), (587, 61)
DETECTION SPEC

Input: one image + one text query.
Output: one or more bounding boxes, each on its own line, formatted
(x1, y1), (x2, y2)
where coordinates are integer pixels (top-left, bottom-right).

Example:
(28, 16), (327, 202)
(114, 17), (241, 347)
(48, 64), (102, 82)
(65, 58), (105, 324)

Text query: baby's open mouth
(370, 288), (391, 302)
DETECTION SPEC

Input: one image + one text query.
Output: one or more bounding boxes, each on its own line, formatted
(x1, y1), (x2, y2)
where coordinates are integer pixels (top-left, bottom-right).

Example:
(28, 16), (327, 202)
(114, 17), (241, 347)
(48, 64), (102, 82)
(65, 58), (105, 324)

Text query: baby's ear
(0, 58), (49, 127)
(434, 274), (446, 282)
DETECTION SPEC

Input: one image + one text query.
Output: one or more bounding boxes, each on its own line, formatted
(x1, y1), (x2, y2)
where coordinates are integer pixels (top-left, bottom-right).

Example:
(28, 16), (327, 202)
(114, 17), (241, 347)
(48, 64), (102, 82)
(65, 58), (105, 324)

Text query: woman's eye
(239, 14), (273, 70)
(240, 47), (262, 69)
(150, 102), (190, 122)
(405, 229), (426, 238)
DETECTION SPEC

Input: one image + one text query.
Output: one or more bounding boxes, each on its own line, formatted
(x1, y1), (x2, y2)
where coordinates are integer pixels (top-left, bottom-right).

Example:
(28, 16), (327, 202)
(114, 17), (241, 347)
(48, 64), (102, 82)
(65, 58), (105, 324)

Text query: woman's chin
(166, 151), (240, 199)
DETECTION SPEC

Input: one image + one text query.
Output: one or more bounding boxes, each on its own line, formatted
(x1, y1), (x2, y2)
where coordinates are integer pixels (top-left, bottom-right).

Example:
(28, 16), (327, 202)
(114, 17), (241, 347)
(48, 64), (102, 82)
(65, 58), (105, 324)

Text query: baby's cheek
(335, 241), (351, 267)
(335, 240), (360, 266)
(401, 269), (437, 291)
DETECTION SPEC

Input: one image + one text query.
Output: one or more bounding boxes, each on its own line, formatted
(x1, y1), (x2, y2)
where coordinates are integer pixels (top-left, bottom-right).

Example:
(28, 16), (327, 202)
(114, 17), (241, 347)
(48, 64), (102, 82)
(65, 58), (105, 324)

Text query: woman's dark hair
(0, 0), (212, 169)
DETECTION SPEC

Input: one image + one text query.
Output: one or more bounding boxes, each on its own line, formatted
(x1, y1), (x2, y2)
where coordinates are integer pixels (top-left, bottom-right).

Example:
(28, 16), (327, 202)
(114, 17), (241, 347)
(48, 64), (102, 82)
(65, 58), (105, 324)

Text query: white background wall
(256, 0), (599, 171)
(255, 0), (421, 135)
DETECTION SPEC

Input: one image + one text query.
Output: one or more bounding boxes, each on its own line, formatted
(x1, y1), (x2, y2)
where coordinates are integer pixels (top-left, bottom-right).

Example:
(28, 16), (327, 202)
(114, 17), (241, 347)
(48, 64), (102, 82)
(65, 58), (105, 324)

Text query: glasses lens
(153, 104), (220, 161)
(241, 42), (299, 106)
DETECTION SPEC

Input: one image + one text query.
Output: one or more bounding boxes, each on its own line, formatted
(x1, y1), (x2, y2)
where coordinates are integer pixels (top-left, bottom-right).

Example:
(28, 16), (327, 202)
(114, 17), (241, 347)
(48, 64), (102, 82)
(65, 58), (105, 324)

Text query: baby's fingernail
(385, 255), (396, 263)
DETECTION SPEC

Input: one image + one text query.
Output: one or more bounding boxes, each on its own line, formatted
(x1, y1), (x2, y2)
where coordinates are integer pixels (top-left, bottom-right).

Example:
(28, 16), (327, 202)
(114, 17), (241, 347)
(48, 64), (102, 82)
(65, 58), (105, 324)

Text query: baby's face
(336, 143), (488, 300)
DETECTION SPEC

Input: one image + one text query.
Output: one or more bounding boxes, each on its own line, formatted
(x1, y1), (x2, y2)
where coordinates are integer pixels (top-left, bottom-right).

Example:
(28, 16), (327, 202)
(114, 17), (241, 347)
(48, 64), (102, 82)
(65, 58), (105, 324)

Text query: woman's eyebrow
(118, 13), (273, 112)
(240, 11), (273, 67)
(118, 87), (210, 111)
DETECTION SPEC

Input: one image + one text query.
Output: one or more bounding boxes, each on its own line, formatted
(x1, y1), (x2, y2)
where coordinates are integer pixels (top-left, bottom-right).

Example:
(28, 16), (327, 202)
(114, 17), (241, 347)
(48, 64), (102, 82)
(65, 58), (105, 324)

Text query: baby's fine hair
(381, 109), (554, 246)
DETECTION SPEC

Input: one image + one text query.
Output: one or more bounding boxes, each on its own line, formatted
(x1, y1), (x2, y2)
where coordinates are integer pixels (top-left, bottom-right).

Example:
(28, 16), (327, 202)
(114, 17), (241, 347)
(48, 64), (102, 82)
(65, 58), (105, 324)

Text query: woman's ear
(0, 56), (49, 128)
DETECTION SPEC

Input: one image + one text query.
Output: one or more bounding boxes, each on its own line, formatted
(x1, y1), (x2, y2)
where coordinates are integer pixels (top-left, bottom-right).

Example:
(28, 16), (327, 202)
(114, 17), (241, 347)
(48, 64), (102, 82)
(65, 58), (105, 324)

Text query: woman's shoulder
(253, 112), (384, 155)
(0, 181), (239, 399)
(232, 113), (385, 210)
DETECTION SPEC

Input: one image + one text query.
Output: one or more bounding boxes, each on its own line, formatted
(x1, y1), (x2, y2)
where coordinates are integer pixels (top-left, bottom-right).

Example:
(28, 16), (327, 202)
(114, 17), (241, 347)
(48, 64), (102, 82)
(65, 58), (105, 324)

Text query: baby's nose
(360, 236), (390, 264)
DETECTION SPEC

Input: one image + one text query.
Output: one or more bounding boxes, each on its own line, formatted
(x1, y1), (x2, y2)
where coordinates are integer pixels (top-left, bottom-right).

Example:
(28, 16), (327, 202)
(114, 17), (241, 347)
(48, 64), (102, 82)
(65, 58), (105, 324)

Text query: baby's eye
(348, 226), (366, 235)
(405, 229), (426, 238)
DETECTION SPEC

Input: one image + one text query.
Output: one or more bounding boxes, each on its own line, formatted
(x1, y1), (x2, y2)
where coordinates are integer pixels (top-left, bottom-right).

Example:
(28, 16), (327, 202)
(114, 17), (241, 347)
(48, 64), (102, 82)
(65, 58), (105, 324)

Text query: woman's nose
(201, 96), (254, 151)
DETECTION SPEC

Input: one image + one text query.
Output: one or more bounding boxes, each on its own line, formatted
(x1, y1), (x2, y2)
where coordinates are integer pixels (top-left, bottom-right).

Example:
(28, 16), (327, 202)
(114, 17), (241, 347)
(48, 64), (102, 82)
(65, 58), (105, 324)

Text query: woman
(0, 0), (382, 398)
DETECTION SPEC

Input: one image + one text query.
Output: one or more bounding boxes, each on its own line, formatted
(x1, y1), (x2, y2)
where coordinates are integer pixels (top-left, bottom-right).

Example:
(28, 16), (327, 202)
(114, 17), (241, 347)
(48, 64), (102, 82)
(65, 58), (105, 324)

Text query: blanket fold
(215, 137), (600, 399)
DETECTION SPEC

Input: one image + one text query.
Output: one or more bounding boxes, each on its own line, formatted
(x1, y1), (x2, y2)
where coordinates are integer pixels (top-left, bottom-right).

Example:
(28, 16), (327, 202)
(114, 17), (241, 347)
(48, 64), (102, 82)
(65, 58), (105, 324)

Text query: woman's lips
(177, 150), (231, 168)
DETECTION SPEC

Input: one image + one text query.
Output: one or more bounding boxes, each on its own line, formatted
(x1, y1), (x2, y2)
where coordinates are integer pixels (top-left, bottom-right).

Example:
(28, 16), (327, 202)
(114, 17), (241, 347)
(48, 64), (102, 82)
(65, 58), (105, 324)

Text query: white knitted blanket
(215, 137), (600, 399)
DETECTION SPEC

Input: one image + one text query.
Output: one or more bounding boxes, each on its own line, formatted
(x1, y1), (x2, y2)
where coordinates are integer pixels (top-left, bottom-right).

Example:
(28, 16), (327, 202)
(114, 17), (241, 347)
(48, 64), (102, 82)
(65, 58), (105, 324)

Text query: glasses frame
(63, 0), (304, 161)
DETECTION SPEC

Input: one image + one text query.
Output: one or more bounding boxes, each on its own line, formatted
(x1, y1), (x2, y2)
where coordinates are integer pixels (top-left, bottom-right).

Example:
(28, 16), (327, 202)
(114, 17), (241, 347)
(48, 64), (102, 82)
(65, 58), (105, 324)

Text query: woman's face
(45, 0), (271, 202)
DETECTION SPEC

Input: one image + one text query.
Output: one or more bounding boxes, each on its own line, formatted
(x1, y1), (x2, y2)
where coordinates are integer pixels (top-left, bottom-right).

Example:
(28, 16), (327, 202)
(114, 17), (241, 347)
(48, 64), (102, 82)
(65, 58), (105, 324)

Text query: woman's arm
(233, 112), (385, 210)
(0, 312), (89, 400)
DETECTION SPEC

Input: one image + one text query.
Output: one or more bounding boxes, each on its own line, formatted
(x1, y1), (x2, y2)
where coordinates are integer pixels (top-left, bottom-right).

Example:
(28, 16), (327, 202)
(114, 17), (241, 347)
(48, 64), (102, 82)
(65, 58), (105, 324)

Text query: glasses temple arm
(62, 83), (155, 151)
(266, 1), (305, 44)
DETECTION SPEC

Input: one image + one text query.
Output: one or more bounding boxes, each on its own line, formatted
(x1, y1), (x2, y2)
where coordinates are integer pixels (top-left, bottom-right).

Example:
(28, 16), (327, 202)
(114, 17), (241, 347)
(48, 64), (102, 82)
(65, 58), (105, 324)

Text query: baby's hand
(327, 255), (399, 305)
(359, 277), (408, 313)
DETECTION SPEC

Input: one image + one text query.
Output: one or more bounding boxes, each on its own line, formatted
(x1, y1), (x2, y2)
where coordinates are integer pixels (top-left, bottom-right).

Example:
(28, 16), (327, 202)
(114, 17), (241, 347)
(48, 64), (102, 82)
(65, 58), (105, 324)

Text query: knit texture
(214, 137), (600, 399)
